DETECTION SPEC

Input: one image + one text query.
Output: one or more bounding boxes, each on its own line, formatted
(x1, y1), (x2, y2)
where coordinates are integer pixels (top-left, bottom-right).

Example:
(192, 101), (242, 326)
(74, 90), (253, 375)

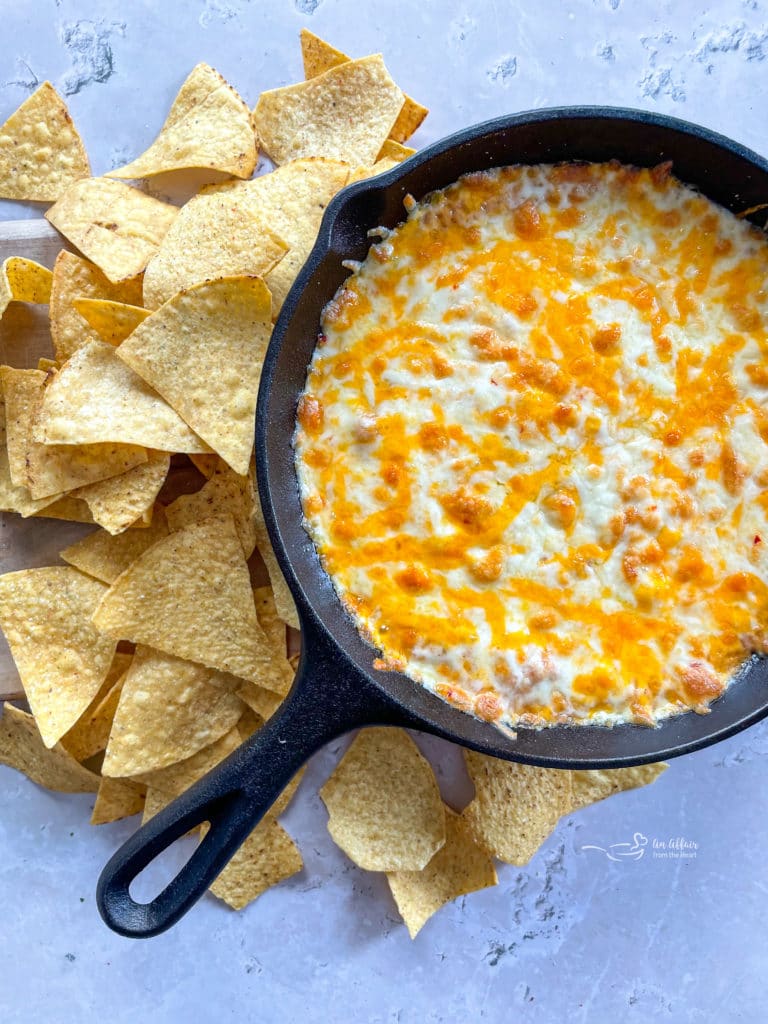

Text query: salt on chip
(135, 725), (241, 795)
(320, 727), (445, 871)
(205, 816), (302, 911)
(102, 645), (243, 777)
(92, 515), (272, 685)
(299, 30), (427, 145)
(72, 297), (149, 345)
(142, 192), (287, 310)
(254, 54), (404, 168)
(60, 508), (169, 583)
(569, 763), (668, 813)
(0, 82), (90, 201)
(462, 750), (573, 866)
(91, 776), (146, 825)
(204, 158), (349, 313)
(108, 63), (257, 181)
(0, 258), (52, 319)
(165, 459), (256, 558)
(50, 251), (144, 363)
(0, 703), (100, 793)
(387, 808), (498, 938)
(73, 452), (170, 535)
(60, 653), (132, 762)
(117, 276), (271, 475)
(0, 567), (117, 747)
(46, 177), (178, 283)
(34, 339), (210, 453)
(2, 366), (148, 499)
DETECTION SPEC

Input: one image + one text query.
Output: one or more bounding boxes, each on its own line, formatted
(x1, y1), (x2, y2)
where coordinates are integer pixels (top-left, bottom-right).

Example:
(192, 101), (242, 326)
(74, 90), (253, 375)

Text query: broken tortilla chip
(0, 258), (52, 321)
(387, 808), (497, 938)
(46, 177), (178, 283)
(33, 339), (210, 453)
(2, 366), (148, 500)
(299, 30), (427, 145)
(60, 508), (169, 584)
(206, 816), (302, 910)
(569, 763), (668, 812)
(142, 192), (287, 310)
(108, 63), (257, 181)
(50, 251), (144, 363)
(92, 515), (272, 685)
(72, 297), (149, 345)
(60, 651), (132, 762)
(91, 776), (146, 824)
(254, 55), (404, 168)
(102, 645), (243, 777)
(117, 276), (271, 475)
(462, 750), (573, 866)
(73, 452), (170, 535)
(0, 81), (90, 201)
(203, 158), (349, 313)
(0, 703), (100, 792)
(165, 459), (256, 557)
(0, 567), (117, 747)
(320, 728), (445, 871)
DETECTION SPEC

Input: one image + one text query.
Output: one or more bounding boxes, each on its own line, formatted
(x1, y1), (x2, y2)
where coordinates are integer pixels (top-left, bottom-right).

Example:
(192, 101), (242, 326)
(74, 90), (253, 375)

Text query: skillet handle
(96, 617), (409, 938)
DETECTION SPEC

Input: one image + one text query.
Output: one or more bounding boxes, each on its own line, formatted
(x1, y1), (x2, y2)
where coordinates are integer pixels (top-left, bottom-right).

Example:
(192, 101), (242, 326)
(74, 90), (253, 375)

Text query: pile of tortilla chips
(0, 31), (667, 936)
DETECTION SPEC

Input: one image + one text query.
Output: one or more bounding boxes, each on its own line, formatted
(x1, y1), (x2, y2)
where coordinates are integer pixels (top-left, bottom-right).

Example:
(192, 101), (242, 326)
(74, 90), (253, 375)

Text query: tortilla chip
(34, 339), (210, 453)
(378, 139), (415, 161)
(236, 704), (264, 741)
(165, 460), (256, 557)
(254, 55), (404, 168)
(0, 82), (90, 201)
(299, 31), (427, 144)
(236, 680), (284, 721)
(462, 750), (573, 866)
(141, 785), (201, 835)
(0, 397), (58, 516)
(46, 177), (178, 283)
(60, 509), (169, 583)
(91, 776), (146, 824)
(31, 494), (94, 523)
(0, 567), (117, 747)
(71, 297), (149, 345)
(0, 258), (52, 320)
(387, 808), (498, 938)
(73, 452), (170, 535)
(92, 515), (272, 685)
(117, 276), (272, 475)
(108, 64), (256, 181)
(60, 652), (132, 762)
(50, 251), (144, 363)
(204, 158), (349, 312)
(189, 453), (218, 478)
(102, 645), (243, 777)
(570, 763), (668, 812)
(348, 157), (401, 183)
(142, 192), (287, 310)
(135, 725), (241, 795)
(2, 366), (148, 499)
(206, 816), (302, 910)
(252, 487), (300, 629)
(0, 703), (100, 792)
(320, 728), (445, 871)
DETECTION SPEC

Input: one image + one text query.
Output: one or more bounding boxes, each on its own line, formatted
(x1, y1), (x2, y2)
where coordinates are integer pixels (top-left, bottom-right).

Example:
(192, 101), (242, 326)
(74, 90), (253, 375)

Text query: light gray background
(1, 1), (767, 1020)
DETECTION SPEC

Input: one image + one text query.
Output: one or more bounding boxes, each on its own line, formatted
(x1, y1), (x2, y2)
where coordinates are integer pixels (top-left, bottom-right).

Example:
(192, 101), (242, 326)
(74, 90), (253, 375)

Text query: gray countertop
(1, 1), (767, 1021)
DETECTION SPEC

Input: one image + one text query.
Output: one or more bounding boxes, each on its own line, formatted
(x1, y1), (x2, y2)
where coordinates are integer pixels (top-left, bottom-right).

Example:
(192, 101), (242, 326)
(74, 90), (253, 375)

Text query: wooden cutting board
(0, 219), (86, 701)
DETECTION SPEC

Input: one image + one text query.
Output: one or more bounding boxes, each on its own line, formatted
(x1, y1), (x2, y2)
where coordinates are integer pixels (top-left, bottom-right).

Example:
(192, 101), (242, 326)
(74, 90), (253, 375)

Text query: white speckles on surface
(0, 0), (767, 1021)
(58, 19), (126, 96)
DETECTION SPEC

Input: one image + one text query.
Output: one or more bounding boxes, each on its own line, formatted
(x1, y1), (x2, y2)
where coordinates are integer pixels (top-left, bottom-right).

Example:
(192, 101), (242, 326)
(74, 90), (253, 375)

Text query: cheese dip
(294, 161), (768, 729)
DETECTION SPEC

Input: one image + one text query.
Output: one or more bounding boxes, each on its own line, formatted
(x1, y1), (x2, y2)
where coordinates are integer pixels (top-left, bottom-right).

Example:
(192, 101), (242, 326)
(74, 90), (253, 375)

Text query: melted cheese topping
(295, 161), (768, 729)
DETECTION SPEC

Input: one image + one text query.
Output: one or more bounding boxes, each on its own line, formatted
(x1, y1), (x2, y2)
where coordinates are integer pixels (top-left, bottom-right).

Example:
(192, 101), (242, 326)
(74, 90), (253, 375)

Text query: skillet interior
(257, 107), (768, 768)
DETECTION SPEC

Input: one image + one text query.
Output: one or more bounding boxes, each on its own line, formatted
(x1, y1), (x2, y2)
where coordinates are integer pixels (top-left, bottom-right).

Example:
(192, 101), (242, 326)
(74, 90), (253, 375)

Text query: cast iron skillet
(97, 107), (768, 937)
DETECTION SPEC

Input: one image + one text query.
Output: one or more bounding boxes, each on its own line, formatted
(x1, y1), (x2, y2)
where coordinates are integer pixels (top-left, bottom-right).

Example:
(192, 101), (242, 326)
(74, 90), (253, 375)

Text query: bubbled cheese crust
(295, 161), (768, 729)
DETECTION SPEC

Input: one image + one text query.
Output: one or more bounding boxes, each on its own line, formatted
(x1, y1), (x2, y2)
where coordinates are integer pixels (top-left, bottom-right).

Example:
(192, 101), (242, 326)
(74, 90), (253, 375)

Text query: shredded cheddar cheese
(295, 161), (768, 728)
